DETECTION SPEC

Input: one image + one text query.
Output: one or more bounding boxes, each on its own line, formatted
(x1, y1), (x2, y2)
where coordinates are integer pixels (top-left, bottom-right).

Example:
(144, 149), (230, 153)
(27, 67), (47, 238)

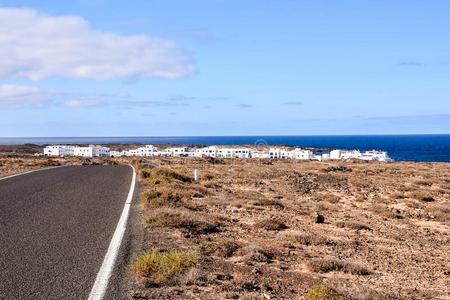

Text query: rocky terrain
(1, 153), (449, 299)
(127, 157), (450, 299)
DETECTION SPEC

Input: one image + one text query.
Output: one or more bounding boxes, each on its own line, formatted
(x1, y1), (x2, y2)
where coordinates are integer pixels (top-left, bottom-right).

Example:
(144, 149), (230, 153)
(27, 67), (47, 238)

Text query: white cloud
(62, 98), (107, 108)
(0, 84), (54, 107)
(0, 8), (195, 80)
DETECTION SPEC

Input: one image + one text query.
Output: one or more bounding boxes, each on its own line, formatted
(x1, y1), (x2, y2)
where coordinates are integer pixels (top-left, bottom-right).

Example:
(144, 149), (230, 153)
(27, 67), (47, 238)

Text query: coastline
(2, 134), (450, 162)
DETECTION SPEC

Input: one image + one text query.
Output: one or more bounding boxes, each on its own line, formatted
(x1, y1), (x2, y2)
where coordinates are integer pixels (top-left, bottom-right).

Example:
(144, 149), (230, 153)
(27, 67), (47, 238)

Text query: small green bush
(306, 285), (344, 300)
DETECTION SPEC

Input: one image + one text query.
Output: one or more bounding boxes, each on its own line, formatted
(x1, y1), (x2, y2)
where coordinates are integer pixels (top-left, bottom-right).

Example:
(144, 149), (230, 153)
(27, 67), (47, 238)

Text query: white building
(330, 149), (361, 160)
(195, 146), (219, 157)
(133, 145), (158, 157)
(93, 145), (110, 157)
(361, 150), (390, 162)
(217, 148), (251, 158)
(154, 150), (172, 157)
(321, 153), (330, 161)
(166, 147), (190, 157)
(269, 148), (292, 159)
(292, 149), (314, 160)
(43, 145), (74, 157)
(110, 150), (121, 157)
(251, 150), (270, 159)
(73, 146), (95, 157)
(269, 148), (280, 159)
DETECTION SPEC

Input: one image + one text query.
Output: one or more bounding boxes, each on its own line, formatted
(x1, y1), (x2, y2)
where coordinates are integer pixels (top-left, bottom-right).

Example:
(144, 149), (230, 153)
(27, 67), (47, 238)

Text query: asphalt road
(0, 165), (133, 300)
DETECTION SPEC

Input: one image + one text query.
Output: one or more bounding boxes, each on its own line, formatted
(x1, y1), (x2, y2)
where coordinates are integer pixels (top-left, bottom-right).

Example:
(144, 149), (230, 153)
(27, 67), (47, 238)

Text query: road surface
(0, 165), (133, 300)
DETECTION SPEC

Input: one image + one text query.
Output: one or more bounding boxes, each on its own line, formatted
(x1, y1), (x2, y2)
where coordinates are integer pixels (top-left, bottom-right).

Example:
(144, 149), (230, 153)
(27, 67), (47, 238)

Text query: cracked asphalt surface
(0, 165), (133, 300)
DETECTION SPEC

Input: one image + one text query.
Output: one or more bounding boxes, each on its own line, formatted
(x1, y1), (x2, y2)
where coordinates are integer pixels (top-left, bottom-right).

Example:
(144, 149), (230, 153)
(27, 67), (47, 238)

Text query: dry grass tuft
(371, 204), (403, 219)
(254, 217), (288, 231)
(141, 189), (182, 209)
(307, 258), (370, 275)
(144, 208), (222, 235)
(201, 240), (241, 257)
(425, 203), (450, 222)
(236, 244), (273, 263)
(252, 197), (285, 209)
(335, 221), (372, 231)
(132, 249), (197, 286)
(323, 166), (352, 173)
(306, 284), (345, 300)
(291, 233), (336, 246)
(410, 191), (435, 202)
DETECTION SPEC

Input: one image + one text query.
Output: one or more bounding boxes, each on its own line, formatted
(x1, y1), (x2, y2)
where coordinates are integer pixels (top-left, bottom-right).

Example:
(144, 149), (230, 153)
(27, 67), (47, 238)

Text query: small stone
(216, 274), (233, 280)
(314, 212), (325, 223)
(172, 288), (183, 295)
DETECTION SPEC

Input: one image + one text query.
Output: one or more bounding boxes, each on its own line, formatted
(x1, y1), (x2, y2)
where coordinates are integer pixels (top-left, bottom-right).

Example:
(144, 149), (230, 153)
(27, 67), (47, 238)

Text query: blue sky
(0, 0), (449, 136)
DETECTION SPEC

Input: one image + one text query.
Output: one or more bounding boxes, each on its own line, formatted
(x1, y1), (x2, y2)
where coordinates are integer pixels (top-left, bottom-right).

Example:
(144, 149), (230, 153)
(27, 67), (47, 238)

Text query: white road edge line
(88, 164), (136, 300)
(0, 166), (63, 181)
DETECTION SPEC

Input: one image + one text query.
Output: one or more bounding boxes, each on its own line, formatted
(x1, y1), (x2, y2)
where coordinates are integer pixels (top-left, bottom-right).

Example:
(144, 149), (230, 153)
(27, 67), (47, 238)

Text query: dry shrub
(316, 173), (349, 190)
(141, 189), (182, 209)
(203, 173), (214, 180)
(254, 218), (288, 231)
(425, 203), (450, 222)
(347, 289), (401, 300)
(397, 184), (415, 192)
(141, 168), (153, 179)
(144, 208), (222, 235)
(203, 181), (222, 189)
(143, 167), (193, 184)
(414, 179), (432, 186)
(349, 176), (373, 190)
(335, 221), (372, 231)
(391, 192), (406, 200)
(132, 249), (197, 286)
(201, 240), (241, 257)
(371, 204), (402, 219)
(322, 193), (341, 203)
(405, 200), (424, 209)
(315, 202), (340, 212)
(323, 165), (352, 173)
(307, 258), (371, 275)
(252, 197), (285, 209)
(235, 245), (273, 263)
(312, 193), (341, 203)
(410, 191), (435, 202)
(306, 284), (344, 300)
(291, 233), (336, 246)
(158, 168), (192, 182)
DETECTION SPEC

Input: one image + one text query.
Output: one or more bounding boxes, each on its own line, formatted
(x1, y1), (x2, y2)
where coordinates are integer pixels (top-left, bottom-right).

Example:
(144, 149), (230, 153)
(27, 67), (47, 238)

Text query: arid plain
(1, 151), (449, 299)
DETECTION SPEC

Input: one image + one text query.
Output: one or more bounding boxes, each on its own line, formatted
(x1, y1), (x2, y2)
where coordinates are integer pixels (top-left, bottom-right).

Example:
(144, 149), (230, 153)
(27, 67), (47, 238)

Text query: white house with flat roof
(292, 149), (314, 160)
(216, 148), (251, 158)
(195, 146), (219, 157)
(269, 148), (293, 159)
(166, 147), (189, 157)
(73, 146), (95, 157)
(330, 149), (361, 160)
(361, 150), (390, 162)
(110, 150), (126, 157)
(250, 150), (270, 158)
(134, 145), (158, 157)
(43, 145), (74, 157)
(93, 145), (110, 157)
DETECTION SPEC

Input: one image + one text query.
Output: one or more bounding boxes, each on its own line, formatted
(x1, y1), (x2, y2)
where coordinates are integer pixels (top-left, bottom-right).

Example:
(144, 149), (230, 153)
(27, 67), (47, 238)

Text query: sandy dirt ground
(1, 153), (448, 299)
(126, 157), (450, 300)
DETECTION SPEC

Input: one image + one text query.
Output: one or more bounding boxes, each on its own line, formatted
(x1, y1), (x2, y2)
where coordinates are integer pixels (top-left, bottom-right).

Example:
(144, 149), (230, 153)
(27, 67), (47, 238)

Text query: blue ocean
(0, 135), (449, 162)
